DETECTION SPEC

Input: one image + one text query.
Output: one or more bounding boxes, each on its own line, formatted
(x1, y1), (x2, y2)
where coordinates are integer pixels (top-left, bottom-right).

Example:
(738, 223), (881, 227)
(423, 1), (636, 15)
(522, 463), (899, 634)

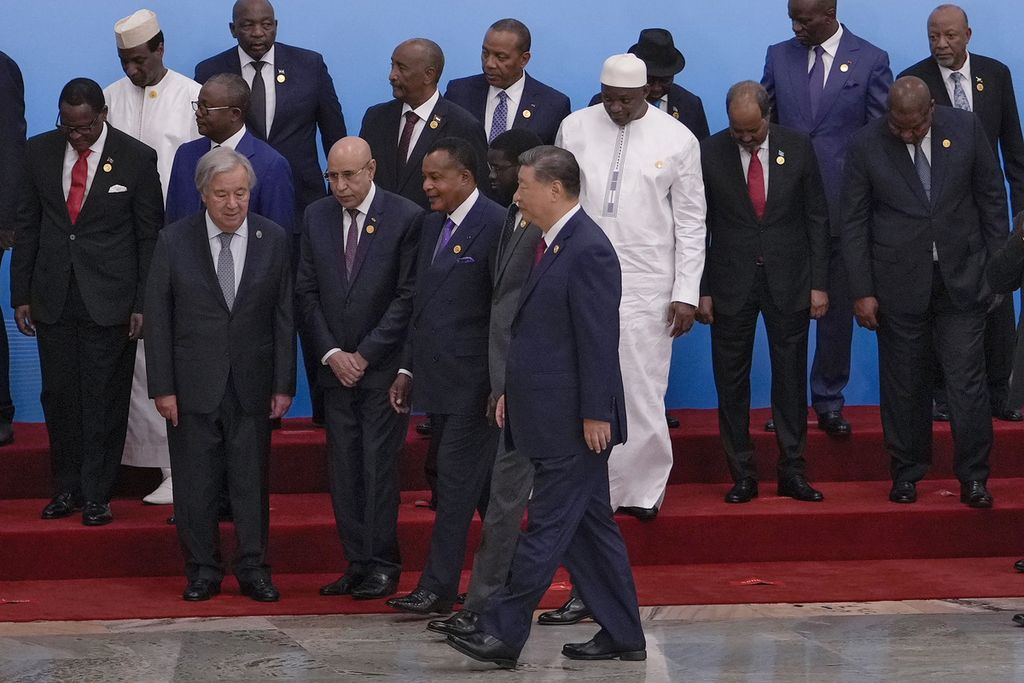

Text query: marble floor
(3, 598), (1024, 681)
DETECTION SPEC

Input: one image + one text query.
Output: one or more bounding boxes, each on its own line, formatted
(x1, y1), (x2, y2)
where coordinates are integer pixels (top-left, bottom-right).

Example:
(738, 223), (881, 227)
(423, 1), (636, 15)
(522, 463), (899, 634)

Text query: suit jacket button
(432, 354), (439, 362)
(69, 234), (76, 240)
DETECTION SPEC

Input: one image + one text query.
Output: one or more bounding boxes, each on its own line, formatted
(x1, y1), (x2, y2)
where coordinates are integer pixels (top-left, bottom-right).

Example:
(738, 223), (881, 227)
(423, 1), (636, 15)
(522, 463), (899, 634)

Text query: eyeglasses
(488, 161), (516, 174)
(55, 114), (100, 136)
(323, 161), (371, 183)
(191, 101), (237, 115)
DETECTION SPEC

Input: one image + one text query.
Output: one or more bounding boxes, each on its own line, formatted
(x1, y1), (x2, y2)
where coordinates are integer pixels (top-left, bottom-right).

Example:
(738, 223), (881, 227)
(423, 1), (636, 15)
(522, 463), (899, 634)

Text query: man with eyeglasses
(295, 136), (424, 600)
(165, 73), (294, 229)
(10, 78), (163, 526)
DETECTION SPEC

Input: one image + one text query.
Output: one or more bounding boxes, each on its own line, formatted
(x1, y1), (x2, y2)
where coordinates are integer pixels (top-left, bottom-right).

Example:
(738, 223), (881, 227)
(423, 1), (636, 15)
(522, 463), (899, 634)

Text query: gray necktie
(950, 72), (971, 112)
(217, 232), (236, 309)
(250, 60), (267, 138)
(914, 142), (931, 200)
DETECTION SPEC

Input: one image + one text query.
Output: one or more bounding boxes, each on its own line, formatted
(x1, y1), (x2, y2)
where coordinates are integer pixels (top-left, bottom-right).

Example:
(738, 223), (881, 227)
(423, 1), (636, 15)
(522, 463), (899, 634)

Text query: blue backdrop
(2, 0), (1021, 421)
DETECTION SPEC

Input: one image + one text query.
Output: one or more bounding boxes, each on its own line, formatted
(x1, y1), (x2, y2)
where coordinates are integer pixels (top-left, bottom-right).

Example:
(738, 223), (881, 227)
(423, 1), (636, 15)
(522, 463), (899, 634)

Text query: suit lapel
(43, 133), (72, 228)
(516, 214), (577, 317)
(75, 125), (118, 225)
(928, 123), (950, 208)
(417, 197), (488, 310)
(267, 46), (287, 140)
(348, 193), (383, 286)
(784, 41), (814, 126)
(399, 97), (447, 189)
(884, 133), (930, 208)
(763, 130), (784, 220)
(233, 219), (267, 311)
(512, 75), (537, 129)
(466, 77), (487, 122)
(813, 32), (860, 127)
(926, 60), (954, 107)
(969, 59), (987, 116)
(724, 137), (761, 223)
(193, 215), (231, 311)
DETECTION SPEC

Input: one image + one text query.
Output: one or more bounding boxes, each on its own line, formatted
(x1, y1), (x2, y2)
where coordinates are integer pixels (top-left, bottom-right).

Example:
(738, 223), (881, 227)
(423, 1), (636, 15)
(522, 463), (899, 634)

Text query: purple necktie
(808, 45), (825, 118)
(397, 111), (419, 168)
(432, 217), (455, 263)
(345, 209), (360, 275)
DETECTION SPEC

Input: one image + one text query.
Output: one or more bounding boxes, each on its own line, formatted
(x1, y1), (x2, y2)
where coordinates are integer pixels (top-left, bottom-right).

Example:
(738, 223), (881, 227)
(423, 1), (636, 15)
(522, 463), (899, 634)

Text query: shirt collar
(447, 187), (480, 227)
(402, 88), (441, 122)
(907, 128), (932, 153)
(213, 125), (248, 151)
(543, 203), (581, 246)
(238, 44), (275, 69)
(937, 52), (972, 83)
(488, 72), (527, 103)
(817, 23), (844, 59)
(206, 212), (250, 240)
(351, 183), (377, 216)
(737, 136), (770, 155)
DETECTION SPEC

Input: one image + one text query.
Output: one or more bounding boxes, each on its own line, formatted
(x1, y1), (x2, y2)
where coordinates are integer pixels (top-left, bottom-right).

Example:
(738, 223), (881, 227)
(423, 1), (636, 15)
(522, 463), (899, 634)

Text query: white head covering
(600, 54), (648, 88)
(115, 9), (161, 50)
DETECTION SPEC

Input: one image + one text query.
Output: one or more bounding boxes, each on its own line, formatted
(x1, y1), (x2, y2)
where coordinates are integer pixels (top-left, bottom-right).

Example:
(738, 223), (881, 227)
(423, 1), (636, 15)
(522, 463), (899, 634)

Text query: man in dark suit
(588, 28), (710, 141)
(146, 148), (295, 602)
(444, 19), (570, 146)
(696, 82), (829, 504)
(446, 146), (644, 669)
(166, 73), (294, 227)
(0, 51), (26, 447)
(195, 0), (347, 423)
(385, 138), (503, 615)
(899, 4), (1024, 422)
(296, 137), (423, 600)
(427, 129), (543, 637)
(11, 78), (163, 525)
(762, 0), (893, 436)
(360, 39), (488, 211)
(842, 77), (1008, 507)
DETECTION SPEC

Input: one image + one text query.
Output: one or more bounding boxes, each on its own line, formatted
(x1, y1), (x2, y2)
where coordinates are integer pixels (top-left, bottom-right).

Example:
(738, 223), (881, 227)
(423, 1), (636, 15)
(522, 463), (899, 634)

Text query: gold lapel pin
(453, 244), (462, 254)
(840, 63), (850, 73)
(672, 111), (680, 119)
(429, 120), (439, 129)
(366, 225), (376, 234)
(942, 139), (952, 148)
(256, 229), (263, 239)
(553, 244), (561, 254)
(102, 160), (113, 173)
(276, 70), (286, 83)
(976, 81), (984, 92)
(522, 109), (532, 119)
(776, 156), (785, 165)
(519, 220), (527, 228)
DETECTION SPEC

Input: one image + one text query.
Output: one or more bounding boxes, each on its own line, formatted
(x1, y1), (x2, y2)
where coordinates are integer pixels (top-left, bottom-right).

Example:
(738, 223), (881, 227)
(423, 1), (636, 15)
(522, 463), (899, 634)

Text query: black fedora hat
(628, 28), (685, 78)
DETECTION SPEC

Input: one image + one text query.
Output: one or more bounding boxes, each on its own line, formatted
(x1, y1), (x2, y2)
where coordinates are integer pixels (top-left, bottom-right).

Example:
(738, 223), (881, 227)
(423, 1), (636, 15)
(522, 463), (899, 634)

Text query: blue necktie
(808, 45), (825, 118)
(489, 91), (509, 143)
(914, 142), (931, 200)
(951, 72), (971, 111)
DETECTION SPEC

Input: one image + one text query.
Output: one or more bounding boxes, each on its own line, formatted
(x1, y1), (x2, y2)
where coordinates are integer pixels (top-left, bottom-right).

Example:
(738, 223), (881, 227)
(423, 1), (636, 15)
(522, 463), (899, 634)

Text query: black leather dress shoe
(1014, 559), (1024, 573)
(446, 632), (517, 669)
(320, 574), (365, 596)
(537, 597), (592, 625)
(764, 419), (776, 432)
(41, 493), (80, 519)
(994, 407), (1024, 422)
(0, 420), (14, 446)
(82, 501), (113, 526)
(725, 478), (758, 504)
(933, 405), (951, 422)
(240, 577), (280, 602)
(889, 481), (917, 504)
(352, 572), (398, 600)
(960, 481), (993, 508)
(427, 609), (478, 636)
(816, 411), (851, 436)
(415, 418), (433, 436)
(616, 506), (658, 521)
(1014, 613), (1024, 626)
(666, 413), (680, 428)
(777, 475), (824, 502)
(386, 586), (453, 614)
(562, 636), (647, 661)
(183, 579), (221, 601)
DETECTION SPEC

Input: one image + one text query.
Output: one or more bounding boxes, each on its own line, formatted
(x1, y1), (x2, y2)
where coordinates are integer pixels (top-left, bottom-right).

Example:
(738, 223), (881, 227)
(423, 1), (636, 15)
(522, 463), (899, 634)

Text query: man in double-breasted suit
(385, 137), (503, 615)
(446, 146), (644, 669)
(146, 147), (295, 602)
(696, 82), (829, 504)
(444, 19), (571, 146)
(361, 39), (488, 211)
(762, 0), (893, 436)
(11, 78), (163, 526)
(842, 77), (1008, 507)
(899, 4), (1024, 421)
(296, 137), (423, 600)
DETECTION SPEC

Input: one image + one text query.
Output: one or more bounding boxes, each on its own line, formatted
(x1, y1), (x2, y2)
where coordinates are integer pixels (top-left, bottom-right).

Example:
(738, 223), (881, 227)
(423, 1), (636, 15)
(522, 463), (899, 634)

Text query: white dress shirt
(399, 89), (441, 161)
(239, 44), (277, 136)
(206, 212), (249, 293)
(652, 94), (670, 112)
(808, 23), (845, 87)
(484, 73), (526, 139)
(212, 125), (247, 151)
(738, 138), (771, 201)
(541, 203), (581, 251)
(62, 122), (109, 201)
(938, 53), (974, 111)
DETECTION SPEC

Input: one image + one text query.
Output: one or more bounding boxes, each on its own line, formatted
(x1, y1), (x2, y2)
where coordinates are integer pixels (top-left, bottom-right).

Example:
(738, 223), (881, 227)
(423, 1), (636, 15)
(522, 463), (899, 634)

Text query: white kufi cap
(115, 9), (161, 50)
(600, 54), (647, 88)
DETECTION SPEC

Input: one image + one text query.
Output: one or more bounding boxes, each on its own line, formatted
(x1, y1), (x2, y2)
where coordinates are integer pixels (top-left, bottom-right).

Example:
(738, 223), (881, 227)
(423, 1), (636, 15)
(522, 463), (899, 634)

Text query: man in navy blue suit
(166, 74), (294, 228)
(444, 19), (570, 147)
(445, 146), (644, 669)
(762, 0), (893, 436)
(385, 137), (503, 615)
(296, 137), (424, 600)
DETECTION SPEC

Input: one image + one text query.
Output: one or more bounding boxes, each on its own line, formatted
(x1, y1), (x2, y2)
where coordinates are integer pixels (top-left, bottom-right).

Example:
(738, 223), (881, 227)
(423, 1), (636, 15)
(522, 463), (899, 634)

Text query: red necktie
(747, 150), (766, 220)
(67, 149), (92, 224)
(533, 238), (546, 267)
(397, 111), (419, 168)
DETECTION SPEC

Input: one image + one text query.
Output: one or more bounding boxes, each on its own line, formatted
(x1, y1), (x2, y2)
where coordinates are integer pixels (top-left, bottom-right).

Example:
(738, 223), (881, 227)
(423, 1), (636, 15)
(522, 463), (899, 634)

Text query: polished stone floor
(3, 598), (1024, 681)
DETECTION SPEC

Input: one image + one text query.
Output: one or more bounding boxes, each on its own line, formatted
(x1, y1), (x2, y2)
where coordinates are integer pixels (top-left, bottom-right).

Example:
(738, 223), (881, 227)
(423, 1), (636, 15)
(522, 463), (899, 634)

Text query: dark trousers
(167, 377), (272, 584)
(477, 447), (645, 655)
(878, 265), (992, 484)
(810, 237), (852, 414)
(424, 413), (440, 506)
(417, 412), (497, 601)
(35, 274), (134, 502)
(934, 295), (1016, 411)
(711, 268), (810, 482)
(463, 430), (534, 613)
(0, 250), (13, 424)
(324, 385), (407, 579)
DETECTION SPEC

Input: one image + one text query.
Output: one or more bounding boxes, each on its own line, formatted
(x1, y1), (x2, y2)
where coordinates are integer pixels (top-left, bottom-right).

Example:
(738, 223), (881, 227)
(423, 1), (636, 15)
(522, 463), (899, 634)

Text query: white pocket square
(108, 184), (128, 193)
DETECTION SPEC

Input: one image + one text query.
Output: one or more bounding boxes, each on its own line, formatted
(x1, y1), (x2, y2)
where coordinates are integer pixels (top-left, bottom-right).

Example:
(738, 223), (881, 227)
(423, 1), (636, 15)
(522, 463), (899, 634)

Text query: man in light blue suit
(761, 0), (892, 437)
(166, 74), (294, 230)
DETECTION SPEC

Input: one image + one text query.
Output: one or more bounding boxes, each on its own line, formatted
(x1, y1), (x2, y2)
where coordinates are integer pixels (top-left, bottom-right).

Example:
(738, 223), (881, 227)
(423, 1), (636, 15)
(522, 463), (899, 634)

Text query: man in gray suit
(427, 129), (542, 636)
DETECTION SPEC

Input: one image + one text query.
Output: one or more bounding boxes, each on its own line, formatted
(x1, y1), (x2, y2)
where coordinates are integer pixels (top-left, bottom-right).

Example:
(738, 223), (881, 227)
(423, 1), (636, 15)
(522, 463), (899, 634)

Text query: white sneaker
(143, 476), (174, 505)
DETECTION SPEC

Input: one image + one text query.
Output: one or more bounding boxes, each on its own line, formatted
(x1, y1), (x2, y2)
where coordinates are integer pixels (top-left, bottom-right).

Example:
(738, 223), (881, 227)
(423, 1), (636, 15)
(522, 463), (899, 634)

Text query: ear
(520, 51), (532, 69)
(229, 22), (237, 39)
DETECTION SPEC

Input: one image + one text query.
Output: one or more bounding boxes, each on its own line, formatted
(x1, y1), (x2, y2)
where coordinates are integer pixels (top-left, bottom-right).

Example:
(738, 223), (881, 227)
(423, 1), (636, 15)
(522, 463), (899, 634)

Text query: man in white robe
(104, 9), (201, 504)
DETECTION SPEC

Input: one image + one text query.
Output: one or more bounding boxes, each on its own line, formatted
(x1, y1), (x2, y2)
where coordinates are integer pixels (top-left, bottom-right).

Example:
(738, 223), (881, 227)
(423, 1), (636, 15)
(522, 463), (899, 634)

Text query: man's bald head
(326, 137), (376, 208)
(928, 4), (971, 70)
(233, 0), (274, 22)
(887, 77), (935, 145)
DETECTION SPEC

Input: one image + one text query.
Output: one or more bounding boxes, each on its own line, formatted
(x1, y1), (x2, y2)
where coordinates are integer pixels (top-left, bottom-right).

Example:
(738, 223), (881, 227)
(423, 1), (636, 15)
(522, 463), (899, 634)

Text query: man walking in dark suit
(444, 19), (571, 146)
(696, 82), (829, 504)
(385, 138), (503, 615)
(296, 137), (423, 600)
(427, 129), (543, 637)
(361, 39), (488, 211)
(445, 146), (644, 669)
(762, 0), (893, 436)
(899, 4), (1024, 422)
(195, 0), (347, 424)
(11, 78), (163, 525)
(842, 77), (1008, 507)
(166, 73), (294, 227)
(0, 50), (26, 448)
(146, 148), (295, 602)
